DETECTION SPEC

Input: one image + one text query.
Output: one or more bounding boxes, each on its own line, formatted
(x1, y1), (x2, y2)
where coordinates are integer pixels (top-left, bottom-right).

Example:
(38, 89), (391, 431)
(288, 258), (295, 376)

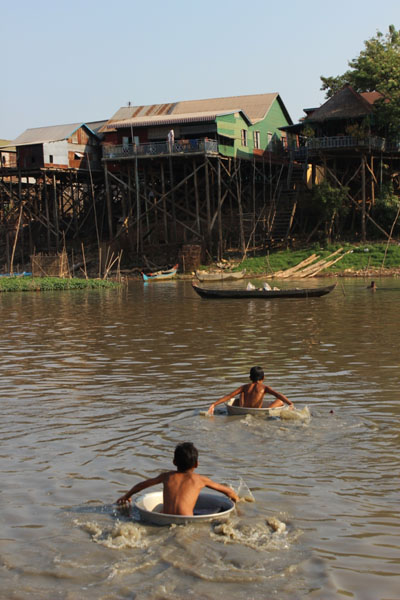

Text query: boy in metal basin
(116, 442), (239, 515)
(207, 366), (294, 415)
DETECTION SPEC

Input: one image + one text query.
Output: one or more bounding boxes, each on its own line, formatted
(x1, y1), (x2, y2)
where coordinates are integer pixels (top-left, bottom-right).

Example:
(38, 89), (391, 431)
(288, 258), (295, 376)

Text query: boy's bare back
(239, 381), (266, 408)
(161, 470), (215, 515)
(207, 366), (293, 414)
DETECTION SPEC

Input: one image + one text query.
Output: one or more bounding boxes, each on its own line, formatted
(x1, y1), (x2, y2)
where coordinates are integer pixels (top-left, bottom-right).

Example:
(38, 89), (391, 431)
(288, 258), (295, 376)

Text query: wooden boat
(191, 282), (336, 299)
(134, 490), (235, 525)
(142, 264), (178, 281)
(0, 271), (32, 277)
(195, 269), (246, 282)
(226, 398), (286, 416)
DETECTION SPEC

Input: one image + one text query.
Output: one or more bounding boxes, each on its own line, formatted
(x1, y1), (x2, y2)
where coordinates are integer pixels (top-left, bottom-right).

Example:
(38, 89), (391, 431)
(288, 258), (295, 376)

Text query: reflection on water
(1, 279), (400, 599)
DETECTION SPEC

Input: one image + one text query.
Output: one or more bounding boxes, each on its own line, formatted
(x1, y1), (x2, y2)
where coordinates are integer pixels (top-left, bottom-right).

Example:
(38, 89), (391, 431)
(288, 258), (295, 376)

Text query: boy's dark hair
(250, 366), (264, 382)
(174, 442), (198, 472)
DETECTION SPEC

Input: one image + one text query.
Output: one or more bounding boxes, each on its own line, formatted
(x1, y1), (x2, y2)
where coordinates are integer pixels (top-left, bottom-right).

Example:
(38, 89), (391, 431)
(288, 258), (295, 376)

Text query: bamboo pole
(301, 250), (351, 278)
(273, 254), (319, 278)
(296, 248), (345, 278)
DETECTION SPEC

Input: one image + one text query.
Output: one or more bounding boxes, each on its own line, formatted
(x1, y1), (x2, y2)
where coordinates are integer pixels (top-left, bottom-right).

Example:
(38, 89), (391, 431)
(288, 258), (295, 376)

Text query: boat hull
(142, 264), (178, 281)
(195, 270), (245, 282)
(192, 283), (336, 299)
(134, 490), (235, 525)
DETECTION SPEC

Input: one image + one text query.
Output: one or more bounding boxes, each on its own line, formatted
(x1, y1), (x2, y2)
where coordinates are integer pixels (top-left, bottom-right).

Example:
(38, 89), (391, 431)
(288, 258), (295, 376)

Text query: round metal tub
(226, 397), (285, 416)
(134, 490), (235, 525)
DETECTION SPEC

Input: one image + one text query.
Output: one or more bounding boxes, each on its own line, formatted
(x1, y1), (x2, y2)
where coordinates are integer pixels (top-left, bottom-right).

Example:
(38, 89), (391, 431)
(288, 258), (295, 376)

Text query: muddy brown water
(1, 278), (399, 599)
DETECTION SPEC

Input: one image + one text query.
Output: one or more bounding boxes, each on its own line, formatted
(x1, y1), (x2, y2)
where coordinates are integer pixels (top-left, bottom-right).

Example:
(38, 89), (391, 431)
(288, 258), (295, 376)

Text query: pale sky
(1, 0), (399, 141)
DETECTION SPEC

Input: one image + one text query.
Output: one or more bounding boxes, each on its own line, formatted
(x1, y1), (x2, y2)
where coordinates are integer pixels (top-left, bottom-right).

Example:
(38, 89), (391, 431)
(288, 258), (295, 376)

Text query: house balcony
(290, 135), (390, 160)
(102, 138), (218, 160)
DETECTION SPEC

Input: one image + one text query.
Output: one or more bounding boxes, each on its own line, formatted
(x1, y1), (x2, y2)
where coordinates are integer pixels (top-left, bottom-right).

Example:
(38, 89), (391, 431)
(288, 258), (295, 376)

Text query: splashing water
(74, 519), (149, 550)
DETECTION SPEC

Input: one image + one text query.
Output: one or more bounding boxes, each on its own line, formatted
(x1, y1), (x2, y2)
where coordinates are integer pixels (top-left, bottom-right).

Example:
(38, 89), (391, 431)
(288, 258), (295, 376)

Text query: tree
(320, 25), (400, 139)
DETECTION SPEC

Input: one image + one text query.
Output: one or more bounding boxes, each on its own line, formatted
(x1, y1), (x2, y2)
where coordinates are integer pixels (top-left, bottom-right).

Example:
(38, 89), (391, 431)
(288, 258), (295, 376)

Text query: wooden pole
(193, 158), (200, 234)
(217, 158), (223, 260)
(53, 174), (59, 251)
(43, 172), (51, 252)
(10, 203), (23, 274)
(361, 154), (366, 242)
(104, 162), (113, 239)
(135, 155), (141, 253)
(236, 159), (245, 255)
(168, 155), (177, 241)
(205, 159), (211, 247)
(161, 161), (168, 243)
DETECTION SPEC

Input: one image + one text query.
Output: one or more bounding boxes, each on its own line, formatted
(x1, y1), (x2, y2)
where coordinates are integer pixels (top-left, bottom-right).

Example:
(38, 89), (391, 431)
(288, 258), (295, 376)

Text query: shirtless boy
(116, 442), (239, 515)
(207, 366), (294, 415)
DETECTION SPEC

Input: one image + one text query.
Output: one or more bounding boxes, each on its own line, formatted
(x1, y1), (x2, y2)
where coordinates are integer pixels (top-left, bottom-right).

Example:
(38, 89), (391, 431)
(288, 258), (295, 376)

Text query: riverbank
(194, 242), (400, 279)
(0, 277), (121, 293)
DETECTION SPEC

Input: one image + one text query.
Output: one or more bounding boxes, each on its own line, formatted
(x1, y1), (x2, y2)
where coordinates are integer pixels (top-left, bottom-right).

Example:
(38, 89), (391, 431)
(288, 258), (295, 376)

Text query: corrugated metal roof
(109, 110), (244, 130)
(100, 93), (281, 132)
(0, 140), (16, 151)
(12, 122), (101, 147)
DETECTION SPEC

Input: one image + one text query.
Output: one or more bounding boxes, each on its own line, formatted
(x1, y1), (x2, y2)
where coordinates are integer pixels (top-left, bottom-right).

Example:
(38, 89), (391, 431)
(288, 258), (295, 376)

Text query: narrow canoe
(195, 269), (246, 282)
(142, 264), (178, 281)
(134, 490), (235, 525)
(191, 282), (336, 299)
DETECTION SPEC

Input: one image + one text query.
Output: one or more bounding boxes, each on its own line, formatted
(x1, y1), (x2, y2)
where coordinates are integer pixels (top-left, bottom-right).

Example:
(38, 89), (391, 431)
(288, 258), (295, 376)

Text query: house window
(253, 131), (261, 149)
(241, 129), (248, 147)
(49, 155), (53, 163)
(267, 132), (272, 148)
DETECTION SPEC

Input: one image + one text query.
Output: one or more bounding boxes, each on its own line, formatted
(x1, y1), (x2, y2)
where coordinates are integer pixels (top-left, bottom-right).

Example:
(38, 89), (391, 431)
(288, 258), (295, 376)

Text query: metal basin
(226, 397), (285, 416)
(134, 490), (235, 525)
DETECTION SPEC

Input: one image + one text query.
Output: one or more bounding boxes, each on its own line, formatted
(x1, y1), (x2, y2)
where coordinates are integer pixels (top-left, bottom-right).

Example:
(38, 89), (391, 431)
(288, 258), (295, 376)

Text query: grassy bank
(204, 243), (400, 277)
(0, 276), (121, 293)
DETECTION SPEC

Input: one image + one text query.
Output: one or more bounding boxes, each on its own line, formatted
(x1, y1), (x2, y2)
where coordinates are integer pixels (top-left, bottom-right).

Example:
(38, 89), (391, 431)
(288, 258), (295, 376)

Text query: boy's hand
(116, 493), (132, 505)
(207, 404), (215, 415)
(230, 490), (240, 503)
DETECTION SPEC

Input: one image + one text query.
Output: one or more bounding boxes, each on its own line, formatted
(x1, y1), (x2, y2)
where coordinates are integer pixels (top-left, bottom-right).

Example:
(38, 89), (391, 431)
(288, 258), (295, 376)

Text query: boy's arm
(202, 476), (240, 503)
(264, 385), (294, 408)
(207, 386), (243, 415)
(116, 473), (165, 505)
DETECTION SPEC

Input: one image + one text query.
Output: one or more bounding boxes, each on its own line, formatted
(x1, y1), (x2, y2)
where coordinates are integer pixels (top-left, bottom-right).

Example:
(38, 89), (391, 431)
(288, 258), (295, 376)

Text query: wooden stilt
(104, 162), (113, 240)
(361, 154), (366, 242)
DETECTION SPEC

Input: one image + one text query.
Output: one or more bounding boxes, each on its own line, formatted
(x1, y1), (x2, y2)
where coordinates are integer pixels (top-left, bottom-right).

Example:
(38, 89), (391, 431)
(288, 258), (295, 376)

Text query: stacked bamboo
(272, 248), (350, 278)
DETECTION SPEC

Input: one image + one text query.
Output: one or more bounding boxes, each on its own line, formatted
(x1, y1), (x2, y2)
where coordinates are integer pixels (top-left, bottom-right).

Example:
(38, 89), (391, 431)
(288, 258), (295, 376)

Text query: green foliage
(345, 119), (370, 138)
(310, 181), (349, 220)
(0, 277), (120, 293)
(369, 183), (400, 236)
(302, 124), (315, 138)
(320, 25), (400, 138)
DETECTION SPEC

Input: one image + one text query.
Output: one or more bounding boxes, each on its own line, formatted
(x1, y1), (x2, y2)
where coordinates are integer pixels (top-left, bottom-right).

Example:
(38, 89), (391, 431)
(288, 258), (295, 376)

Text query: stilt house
(13, 122), (106, 170)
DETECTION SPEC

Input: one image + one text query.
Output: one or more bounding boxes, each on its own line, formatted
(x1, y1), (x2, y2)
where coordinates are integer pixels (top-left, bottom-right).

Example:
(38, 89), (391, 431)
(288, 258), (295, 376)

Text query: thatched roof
(304, 86), (383, 123)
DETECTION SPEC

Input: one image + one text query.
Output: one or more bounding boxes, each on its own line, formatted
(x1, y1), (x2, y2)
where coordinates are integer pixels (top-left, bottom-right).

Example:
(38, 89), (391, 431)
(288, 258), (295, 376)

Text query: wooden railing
(103, 138), (218, 159)
(288, 135), (393, 156)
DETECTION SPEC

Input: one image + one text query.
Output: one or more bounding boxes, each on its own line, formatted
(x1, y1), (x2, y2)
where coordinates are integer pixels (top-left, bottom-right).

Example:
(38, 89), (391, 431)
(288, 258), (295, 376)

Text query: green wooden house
(101, 93), (293, 160)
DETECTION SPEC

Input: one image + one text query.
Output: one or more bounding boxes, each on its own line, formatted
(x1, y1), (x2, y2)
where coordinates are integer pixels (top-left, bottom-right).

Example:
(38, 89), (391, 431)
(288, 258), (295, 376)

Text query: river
(1, 278), (399, 599)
